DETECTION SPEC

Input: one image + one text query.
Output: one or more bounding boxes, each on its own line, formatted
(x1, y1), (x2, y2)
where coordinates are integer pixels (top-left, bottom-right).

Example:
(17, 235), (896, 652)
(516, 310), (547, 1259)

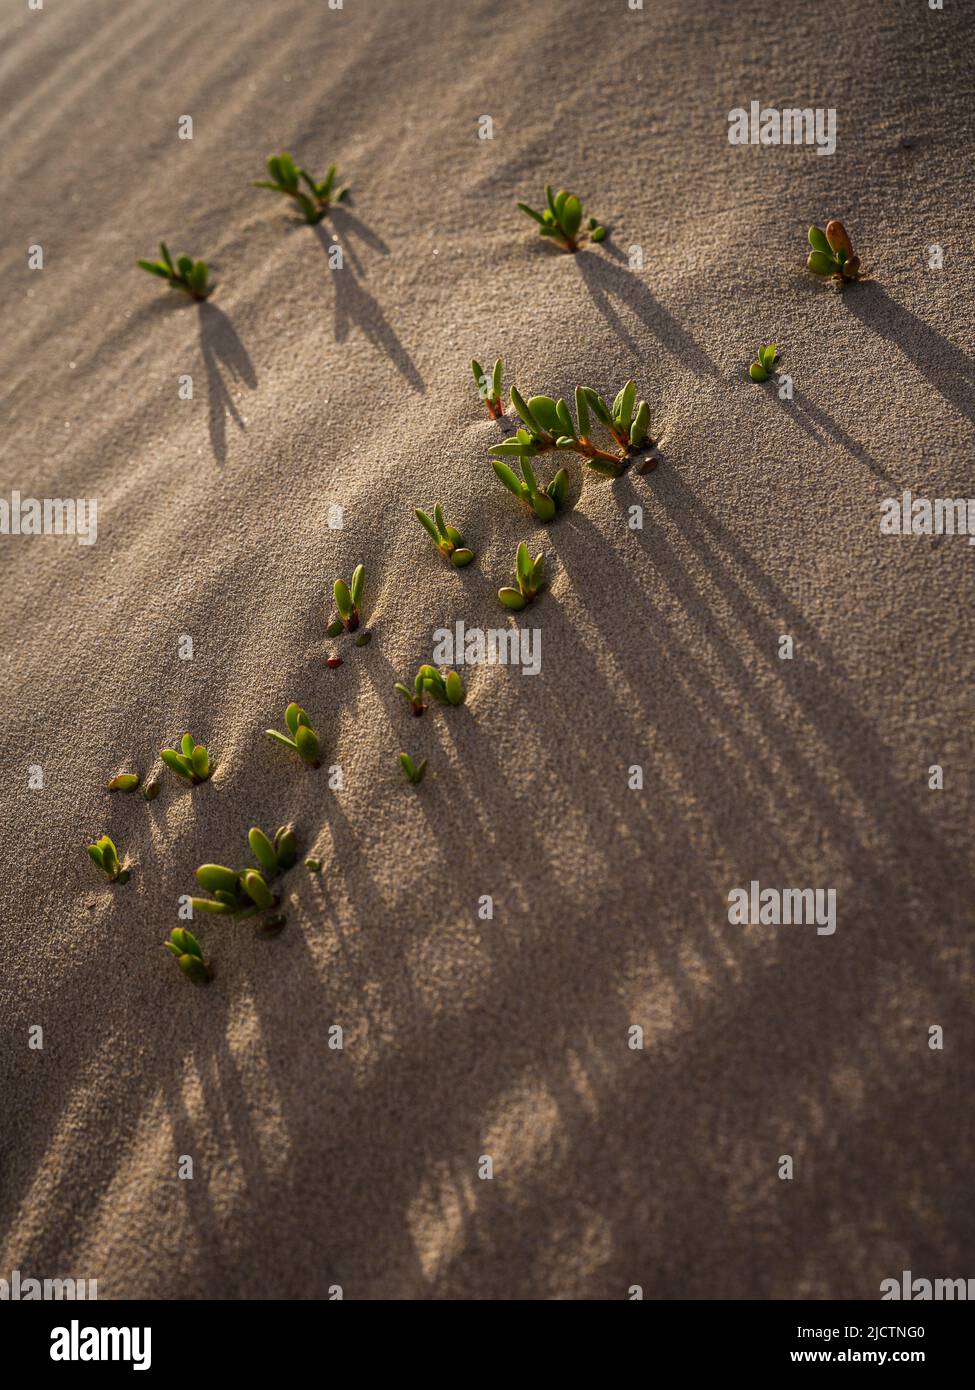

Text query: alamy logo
(0, 491), (97, 545)
(881, 1270), (974, 1300)
(727, 880), (836, 936)
(50, 1320), (150, 1371)
(728, 101), (836, 156)
(1, 1268), (97, 1300)
(433, 620), (541, 676)
(880, 491), (975, 544)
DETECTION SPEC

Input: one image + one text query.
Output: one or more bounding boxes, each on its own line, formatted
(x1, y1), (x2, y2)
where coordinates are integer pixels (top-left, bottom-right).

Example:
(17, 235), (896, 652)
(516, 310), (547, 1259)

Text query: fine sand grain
(1, 0), (973, 1299)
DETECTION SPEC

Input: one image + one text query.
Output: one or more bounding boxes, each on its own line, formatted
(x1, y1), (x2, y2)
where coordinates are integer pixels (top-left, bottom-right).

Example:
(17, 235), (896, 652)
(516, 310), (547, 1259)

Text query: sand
(1, 0), (973, 1300)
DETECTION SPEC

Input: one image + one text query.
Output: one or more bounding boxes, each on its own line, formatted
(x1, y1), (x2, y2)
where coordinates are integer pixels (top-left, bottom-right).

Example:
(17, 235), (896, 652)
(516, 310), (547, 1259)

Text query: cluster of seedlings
(119, 169), (867, 983)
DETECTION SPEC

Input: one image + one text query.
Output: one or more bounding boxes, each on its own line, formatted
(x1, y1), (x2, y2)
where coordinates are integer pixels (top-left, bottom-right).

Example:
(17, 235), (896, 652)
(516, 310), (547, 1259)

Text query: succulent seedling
(326, 564), (365, 636)
(807, 221), (861, 282)
(491, 455), (568, 522)
(265, 703), (322, 767)
(489, 383), (652, 477)
(164, 927), (210, 985)
(517, 186), (606, 252)
(190, 825), (297, 918)
(471, 357), (504, 419)
(415, 505), (475, 566)
(399, 752), (427, 785)
(248, 824), (298, 875)
(137, 242), (211, 300)
(394, 666), (465, 716)
(499, 542), (545, 611)
(160, 733), (212, 785)
(107, 773), (140, 793)
(749, 345), (779, 382)
(304, 857), (322, 873)
(254, 152), (348, 224)
(87, 834), (129, 884)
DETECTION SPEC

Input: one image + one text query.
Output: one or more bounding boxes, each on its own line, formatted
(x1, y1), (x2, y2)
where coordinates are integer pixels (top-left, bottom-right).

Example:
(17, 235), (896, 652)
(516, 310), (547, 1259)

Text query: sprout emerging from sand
(160, 733), (212, 785)
(326, 564), (365, 636)
(254, 152), (348, 224)
(395, 666), (465, 716)
(137, 242), (212, 300)
(304, 856), (322, 873)
(107, 773), (140, 793)
(490, 383), (651, 478)
(248, 824), (298, 875)
(266, 703), (322, 767)
(517, 186), (606, 252)
(471, 357), (504, 419)
(415, 505), (475, 566)
(399, 752), (427, 785)
(87, 834), (129, 883)
(191, 825), (297, 919)
(807, 221), (861, 282)
(492, 456), (569, 522)
(499, 542), (545, 611)
(164, 927), (210, 985)
(749, 345), (779, 383)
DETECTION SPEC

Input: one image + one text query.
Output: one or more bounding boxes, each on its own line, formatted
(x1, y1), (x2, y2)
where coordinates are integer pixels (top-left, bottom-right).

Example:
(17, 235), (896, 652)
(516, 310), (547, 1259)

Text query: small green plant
(265, 703), (322, 766)
(254, 152), (347, 224)
(499, 542), (545, 611)
(807, 221), (861, 282)
(415, 505), (475, 566)
(247, 824), (298, 875)
(749, 345), (779, 382)
(517, 186), (606, 252)
(160, 733), (212, 784)
(399, 752), (427, 785)
(471, 357), (504, 419)
(394, 666), (465, 716)
(190, 825), (298, 919)
(137, 242), (211, 300)
(164, 928), (210, 985)
(326, 564), (365, 636)
(304, 856), (322, 873)
(489, 383), (651, 478)
(87, 834), (129, 884)
(107, 773), (140, 793)
(491, 455), (568, 522)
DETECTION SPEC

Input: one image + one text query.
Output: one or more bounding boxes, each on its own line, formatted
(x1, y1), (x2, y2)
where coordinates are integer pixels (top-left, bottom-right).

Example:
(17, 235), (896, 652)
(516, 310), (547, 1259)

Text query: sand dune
(1, 0), (973, 1298)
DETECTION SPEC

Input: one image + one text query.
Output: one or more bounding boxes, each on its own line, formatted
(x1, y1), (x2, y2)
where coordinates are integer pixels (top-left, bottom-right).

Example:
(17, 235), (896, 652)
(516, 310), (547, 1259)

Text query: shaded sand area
(0, 0), (972, 1298)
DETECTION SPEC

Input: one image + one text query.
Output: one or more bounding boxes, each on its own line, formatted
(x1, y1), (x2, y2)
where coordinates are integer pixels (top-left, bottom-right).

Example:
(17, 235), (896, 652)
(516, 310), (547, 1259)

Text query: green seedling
(326, 564), (365, 636)
(265, 703), (322, 767)
(304, 857), (322, 873)
(489, 382), (652, 478)
(160, 733), (212, 785)
(499, 542), (545, 611)
(254, 152), (348, 224)
(807, 220), (861, 282)
(87, 834), (129, 884)
(192, 863), (277, 917)
(492, 454), (568, 522)
(517, 186), (606, 252)
(399, 752), (427, 785)
(395, 665), (465, 716)
(137, 242), (211, 300)
(749, 345), (779, 382)
(471, 357), (504, 419)
(107, 773), (140, 793)
(248, 824), (299, 875)
(415, 505), (475, 566)
(164, 927), (210, 986)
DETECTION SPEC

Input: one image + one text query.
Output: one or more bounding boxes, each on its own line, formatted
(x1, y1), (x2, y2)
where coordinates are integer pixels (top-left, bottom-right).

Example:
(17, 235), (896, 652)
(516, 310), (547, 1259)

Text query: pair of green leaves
(137, 242), (211, 300)
(470, 357), (504, 419)
(165, 928), (210, 985)
(395, 666), (465, 716)
(87, 834), (129, 883)
(255, 152), (348, 224)
(161, 733), (211, 784)
(327, 564), (365, 636)
(807, 221), (861, 281)
(517, 186), (606, 251)
(749, 345), (779, 382)
(266, 703), (321, 766)
(399, 752), (427, 785)
(415, 505), (474, 566)
(492, 455), (568, 522)
(499, 543), (545, 611)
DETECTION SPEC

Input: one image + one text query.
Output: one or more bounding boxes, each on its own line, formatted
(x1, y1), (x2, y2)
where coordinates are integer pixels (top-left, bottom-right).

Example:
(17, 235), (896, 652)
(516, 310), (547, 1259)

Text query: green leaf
(177, 255), (193, 277)
(191, 896), (233, 915)
(489, 441), (532, 457)
(590, 225), (606, 242)
(433, 504), (448, 539)
(521, 457), (539, 495)
(181, 733), (195, 757)
(248, 827), (279, 875)
(617, 380), (636, 432)
(444, 671), (464, 705)
(334, 579), (353, 619)
(470, 358), (485, 390)
(526, 395), (560, 434)
(242, 870), (274, 911)
(586, 454), (624, 477)
(531, 491), (556, 522)
(394, 682), (415, 704)
(325, 618), (344, 638)
(516, 542), (532, 587)
(548, 468), (569, 507)
(87, 844), (104, 870)
(277, 152), (299, 191)
(492, 358), (503, 398)
(350, 564), (365, 608)
(159, 242), (175, 272)
(761, 345), (777, 369)
(266, 728), (298, 751)
(196, 864), (240, 895)
(749, 362), (769, 382)
(274, 825), (298, 869)
(575, 384), (590, 436)
(108, 773), (140, 792)
(560, 195), (582, 238)
(191, 745), (209, 780)
(493, 460), (526, 497)
(584, 387), (614, 427)
(555, 399), (575, 437)
(415, 508), (440, 542)
(630, 400), (651, 446)
(545, 184), (557, 216)
(161, 749), (194, 780)
(187, 261), (208, 297)
(451, 547), (475, 567)
(510, 387), (540, 434)
(137, 260), (172, 279)
(807, 226), (831, 256)
(807, 250), (834, 276)
(499, 587), (527, 611)
(177, 952), (210, 985)
(530, 554), (546, 591)
(517, 202), (547, 226)
(295, 724), (321, 766)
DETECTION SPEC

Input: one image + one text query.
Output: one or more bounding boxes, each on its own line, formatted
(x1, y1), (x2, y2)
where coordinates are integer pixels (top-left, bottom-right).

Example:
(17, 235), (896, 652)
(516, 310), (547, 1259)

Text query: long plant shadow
(576, 244), (719, 379)
(197, 302), (257, 465)
(771, 385), (894, 481)
(843, 282), (975, 425)
(312, 224), (424, 393)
